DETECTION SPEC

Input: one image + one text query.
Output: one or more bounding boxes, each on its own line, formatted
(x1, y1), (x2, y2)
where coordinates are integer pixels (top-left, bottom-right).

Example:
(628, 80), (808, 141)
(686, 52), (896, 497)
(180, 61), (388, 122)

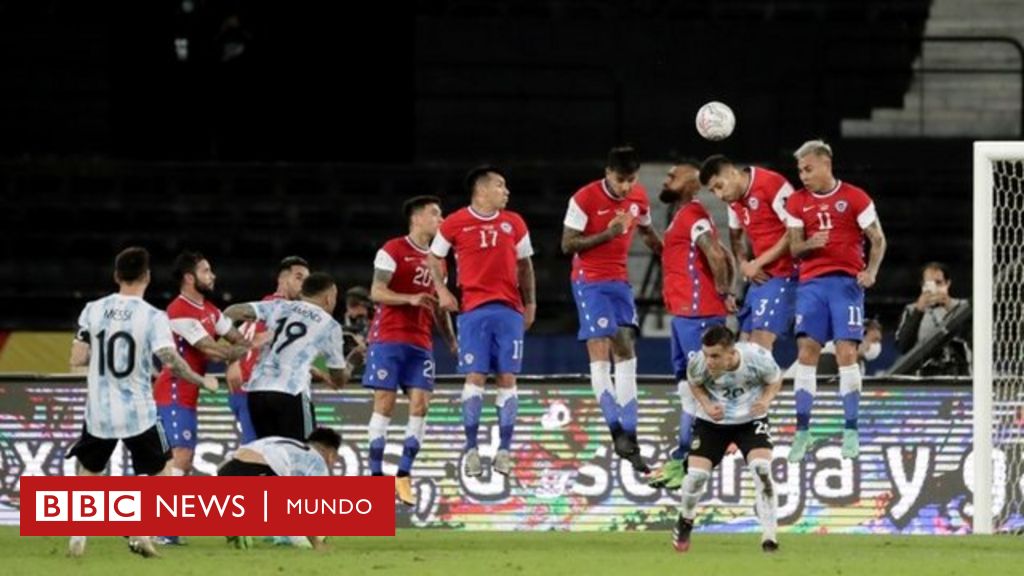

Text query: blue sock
(496, 388), (518, 451)
(590, 361), (620, 433)
(842, 392), (860, 430)
(462, 383), (484, 450)
(398, 416), (426, 476)
(367, 412), (389, 476)
(839, 365), (861, 430)
(795, 390), (813, 431)
(794, 363), (816, 432)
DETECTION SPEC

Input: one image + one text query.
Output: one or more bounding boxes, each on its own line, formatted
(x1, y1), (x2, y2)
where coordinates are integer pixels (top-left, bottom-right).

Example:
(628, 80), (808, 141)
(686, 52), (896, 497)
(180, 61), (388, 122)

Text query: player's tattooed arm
(696, 232), (734, 295)
(193, 336), (250, 363)
(370, 269), (436, 308)
(222, 326), (248, 345)
(155, 347), (219, 390)
(638, 224), (663, 255)
(560, 226), (617, 255)
(224, 303), (259, 323)
(859, 220), (887, 288)
(69, 340), (90, 373)
(517, 257), (537, 329)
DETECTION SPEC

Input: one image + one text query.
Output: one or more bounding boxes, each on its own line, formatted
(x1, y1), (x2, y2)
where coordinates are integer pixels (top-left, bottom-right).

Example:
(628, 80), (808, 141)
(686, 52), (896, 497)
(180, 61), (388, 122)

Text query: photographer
(895, 262), (971, 375)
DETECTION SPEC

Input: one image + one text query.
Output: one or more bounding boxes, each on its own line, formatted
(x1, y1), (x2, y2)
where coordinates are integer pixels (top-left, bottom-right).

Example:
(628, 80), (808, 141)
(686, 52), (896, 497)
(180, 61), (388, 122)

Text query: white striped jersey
(686, 342), (782, 425)
(235, 436), (329, 476)
(75, 294), (175, 438)
(244, 299), (346, 397)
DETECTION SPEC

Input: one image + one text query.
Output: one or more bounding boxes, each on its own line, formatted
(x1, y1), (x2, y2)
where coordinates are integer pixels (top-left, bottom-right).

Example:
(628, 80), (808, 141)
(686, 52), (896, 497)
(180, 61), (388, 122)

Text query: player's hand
(437, 288), (459, 312)
(523, 303), (537, 330)
(724, 295), (739, 314)
(806, 231), (829, 250)
(740, 260), (770, 284)
(856, 269), (877, 288)
(750, 399), (770, 417)
(607, 211), (634, 236)
(408, 293), (437, 308)
(201, 375), (220, 392)
(705, 403), (725, 421)
(446, 339), (458, 356)
(225, 362), (244, 392)
(310, 367), (329, 384)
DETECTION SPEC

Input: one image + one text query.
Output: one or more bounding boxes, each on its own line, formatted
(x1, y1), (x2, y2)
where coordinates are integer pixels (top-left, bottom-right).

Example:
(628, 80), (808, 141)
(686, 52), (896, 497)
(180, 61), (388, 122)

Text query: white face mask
(863, 341), (882, 361)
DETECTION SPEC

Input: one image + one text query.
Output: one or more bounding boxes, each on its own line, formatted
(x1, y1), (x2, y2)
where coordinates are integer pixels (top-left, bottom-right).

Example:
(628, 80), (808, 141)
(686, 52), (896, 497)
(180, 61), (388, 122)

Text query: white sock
(589, 360), (614, 400)
(170, 467), (186, 477)
(495, 387), (517, 408)
(679, 468), (710, 520)
(369, 412), (390, 445)
(461, 383), (485, 402)
(614, 358), (638, 407)
(405, 416), (426, 443)
(839, 364), (862, 396)
(749, 459), (778, 542)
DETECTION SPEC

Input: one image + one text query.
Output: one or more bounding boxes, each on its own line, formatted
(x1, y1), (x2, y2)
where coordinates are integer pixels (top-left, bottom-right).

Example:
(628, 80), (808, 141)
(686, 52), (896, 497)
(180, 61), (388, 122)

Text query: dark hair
(921, 261), (950, 283)
(464, 165), (505, 196)
(172, 251), (206, 285)
(307, 427), (342, 451)
(674, 156), (702, 170)
(607, 146), (640, 175)
(699, 154), (735, 186)
(301, 272), (337, 297)
(403, 195), (442, 223)
(865, 318), (883, 333)
(278, 255), (309, 275)
(701, 325), (736, 348)
(114, 247), (150, 283)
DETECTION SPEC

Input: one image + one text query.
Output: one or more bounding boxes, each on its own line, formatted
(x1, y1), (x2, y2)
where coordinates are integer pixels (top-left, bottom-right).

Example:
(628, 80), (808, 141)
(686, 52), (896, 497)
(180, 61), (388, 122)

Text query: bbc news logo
(36, 491), (141, 522)
(20, 476), (395, 536)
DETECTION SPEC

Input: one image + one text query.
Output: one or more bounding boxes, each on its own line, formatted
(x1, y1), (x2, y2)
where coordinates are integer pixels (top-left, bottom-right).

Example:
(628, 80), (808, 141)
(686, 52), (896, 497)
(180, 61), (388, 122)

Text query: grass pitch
(3, 527), (1019, 576)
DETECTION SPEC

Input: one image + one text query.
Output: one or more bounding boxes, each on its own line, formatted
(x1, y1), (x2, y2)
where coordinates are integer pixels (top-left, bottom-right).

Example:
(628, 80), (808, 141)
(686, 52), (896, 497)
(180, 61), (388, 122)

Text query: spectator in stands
(895, 262), (971, 375)
(785, 319), (883, 377)
(343, 286), (372, 376)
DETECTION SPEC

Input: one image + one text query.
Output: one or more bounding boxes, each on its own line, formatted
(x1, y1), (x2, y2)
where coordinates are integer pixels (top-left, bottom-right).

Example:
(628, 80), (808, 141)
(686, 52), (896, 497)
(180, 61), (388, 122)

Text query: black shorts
(690, 417), (773, 467)
(65, 422), (171, 476)
(247, 391), (315, 441)
(217, 459), (277, 476)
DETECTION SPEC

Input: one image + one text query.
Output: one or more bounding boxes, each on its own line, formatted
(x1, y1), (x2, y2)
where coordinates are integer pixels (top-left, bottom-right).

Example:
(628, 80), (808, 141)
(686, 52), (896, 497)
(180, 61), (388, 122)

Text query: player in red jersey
(364, 195), (456, 506)
(224, 256), (310, 444)
(153, 252), (251, 478)
(561, 146), (662, 473)
(427, 166), (536, 478)
(785, 140), (887, 461)
(647, 158), (736, 490)
(700, 156), (797, 352)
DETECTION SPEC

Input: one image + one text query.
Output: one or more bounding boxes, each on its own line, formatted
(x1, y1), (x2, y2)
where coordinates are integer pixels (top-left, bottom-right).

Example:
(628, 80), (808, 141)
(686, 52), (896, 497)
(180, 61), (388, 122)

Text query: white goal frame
(972, 141), (1024, 534)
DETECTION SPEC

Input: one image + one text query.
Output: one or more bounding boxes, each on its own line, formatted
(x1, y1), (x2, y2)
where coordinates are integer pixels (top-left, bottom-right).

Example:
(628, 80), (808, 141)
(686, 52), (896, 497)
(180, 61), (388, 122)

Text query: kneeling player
(673, 326), (782, 553)
(217, 427), (341, 550)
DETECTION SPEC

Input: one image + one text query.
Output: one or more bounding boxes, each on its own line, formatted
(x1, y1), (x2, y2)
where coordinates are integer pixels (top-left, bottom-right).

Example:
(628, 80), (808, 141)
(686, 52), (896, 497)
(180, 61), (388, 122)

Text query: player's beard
(659, 188), (680, 204)
(196, 280), (216, 299)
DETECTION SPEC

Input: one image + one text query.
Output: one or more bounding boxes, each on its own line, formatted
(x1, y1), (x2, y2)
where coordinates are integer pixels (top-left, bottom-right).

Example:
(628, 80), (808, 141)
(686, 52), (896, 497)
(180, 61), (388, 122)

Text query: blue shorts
(572, 280), (638, 341)
(670, 315), (727, 380)
(795, 275), (865, 344)
(157, 404), (198, 450)
(228, 391), (257, 444)
(457, 303), (525, 375)
(362, 342), (436, 393)
(741, 276), (797, 336)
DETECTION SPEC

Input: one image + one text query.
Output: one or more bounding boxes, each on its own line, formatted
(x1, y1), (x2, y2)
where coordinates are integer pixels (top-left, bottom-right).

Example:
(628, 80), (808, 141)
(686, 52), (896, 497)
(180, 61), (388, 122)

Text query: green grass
(3, 527), (1020, 576)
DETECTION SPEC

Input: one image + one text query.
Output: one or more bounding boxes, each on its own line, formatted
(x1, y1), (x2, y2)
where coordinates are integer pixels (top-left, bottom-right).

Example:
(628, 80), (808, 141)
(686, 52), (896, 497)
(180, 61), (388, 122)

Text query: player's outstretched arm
(517, 257), (537, 329)
(223, 303), (258, 323)
(191, 336), (250, 364)
(155, 347), (219, 391)
(638, 224), (663, 255)
(858, 220), (887, 288)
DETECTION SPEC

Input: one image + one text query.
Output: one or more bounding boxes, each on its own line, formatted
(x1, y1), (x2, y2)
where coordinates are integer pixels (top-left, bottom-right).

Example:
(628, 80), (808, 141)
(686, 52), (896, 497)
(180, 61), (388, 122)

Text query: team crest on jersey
(629, 203), (640, 217)
(376, 369), (389, 381)
(690, 437), (701, 450)
(835, 200), (848, 213)
(748, 197), (759, 210)
(183, 430), (192, 441)
(597, 317), (609, 329)
(464, 353), (475, 365)
(500, 222), (513, 234)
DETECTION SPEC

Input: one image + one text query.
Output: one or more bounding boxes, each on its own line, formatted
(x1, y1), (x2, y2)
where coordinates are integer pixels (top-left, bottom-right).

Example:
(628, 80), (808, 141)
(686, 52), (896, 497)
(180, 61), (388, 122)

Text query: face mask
(863, 341), (882, 361)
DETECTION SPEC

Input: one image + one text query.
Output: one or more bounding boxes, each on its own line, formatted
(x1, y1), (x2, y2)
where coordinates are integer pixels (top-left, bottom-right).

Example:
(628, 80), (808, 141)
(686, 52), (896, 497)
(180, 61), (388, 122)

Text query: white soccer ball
(695, 101), (736, 141)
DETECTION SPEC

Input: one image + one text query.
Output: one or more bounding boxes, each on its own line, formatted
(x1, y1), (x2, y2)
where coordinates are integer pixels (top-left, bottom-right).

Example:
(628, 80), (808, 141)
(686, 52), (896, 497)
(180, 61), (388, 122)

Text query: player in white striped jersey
(217, 427), (341, 550)
(224, 272), (362, 440)
(673, 326), (782, 554)
(66, 247), (217, 559)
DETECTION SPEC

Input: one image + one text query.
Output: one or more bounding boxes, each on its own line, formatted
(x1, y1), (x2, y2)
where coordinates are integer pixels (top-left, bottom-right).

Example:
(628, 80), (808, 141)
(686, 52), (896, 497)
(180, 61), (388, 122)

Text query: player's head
(660, 156), (701, 204)
(920, 261), (951, 294)
(403, 195), (443, 237)
(114, 246), (151, 287)
(345, 286), (372, 318)
(301, 272), (339, 313)
(794, 139), (835, 193)
(307, 427), (342, 472)
(466, 165), (509, 211)
(699, 155), (746, 203)
(605, 146), (641, 198)
(277, 256), (310, 300)
(861, 318), (884, 361)
(173, 251), (216, 297)
(701, 325), (740, 377)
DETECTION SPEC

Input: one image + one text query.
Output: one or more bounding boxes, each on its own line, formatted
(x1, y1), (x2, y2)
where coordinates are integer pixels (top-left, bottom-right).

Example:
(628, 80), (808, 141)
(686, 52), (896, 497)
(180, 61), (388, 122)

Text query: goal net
(973, 142), (1024, 534)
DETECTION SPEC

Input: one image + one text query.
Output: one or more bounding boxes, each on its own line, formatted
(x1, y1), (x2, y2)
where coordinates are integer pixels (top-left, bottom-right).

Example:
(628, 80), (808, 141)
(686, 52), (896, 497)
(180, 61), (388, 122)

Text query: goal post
(972, 141), (1024, 535)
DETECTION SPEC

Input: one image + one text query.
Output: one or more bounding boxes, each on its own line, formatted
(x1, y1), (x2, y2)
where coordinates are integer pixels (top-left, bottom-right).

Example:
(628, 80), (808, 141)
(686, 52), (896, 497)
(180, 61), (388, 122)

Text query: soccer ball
(695, 101), (736, 141)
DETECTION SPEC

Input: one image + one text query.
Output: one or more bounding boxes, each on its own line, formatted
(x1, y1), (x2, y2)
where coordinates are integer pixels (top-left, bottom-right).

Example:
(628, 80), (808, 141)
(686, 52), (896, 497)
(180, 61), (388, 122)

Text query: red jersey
(154, 294), (233, 407)
(726, 166), (796, 278)
(370, 235), (447, 350)
(236, 293), (283, 383)
(563, 179), (652, 282)
(785, 180), (877, 281)
(662, 201), (728, 317)
(430, 206), (533, 313)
